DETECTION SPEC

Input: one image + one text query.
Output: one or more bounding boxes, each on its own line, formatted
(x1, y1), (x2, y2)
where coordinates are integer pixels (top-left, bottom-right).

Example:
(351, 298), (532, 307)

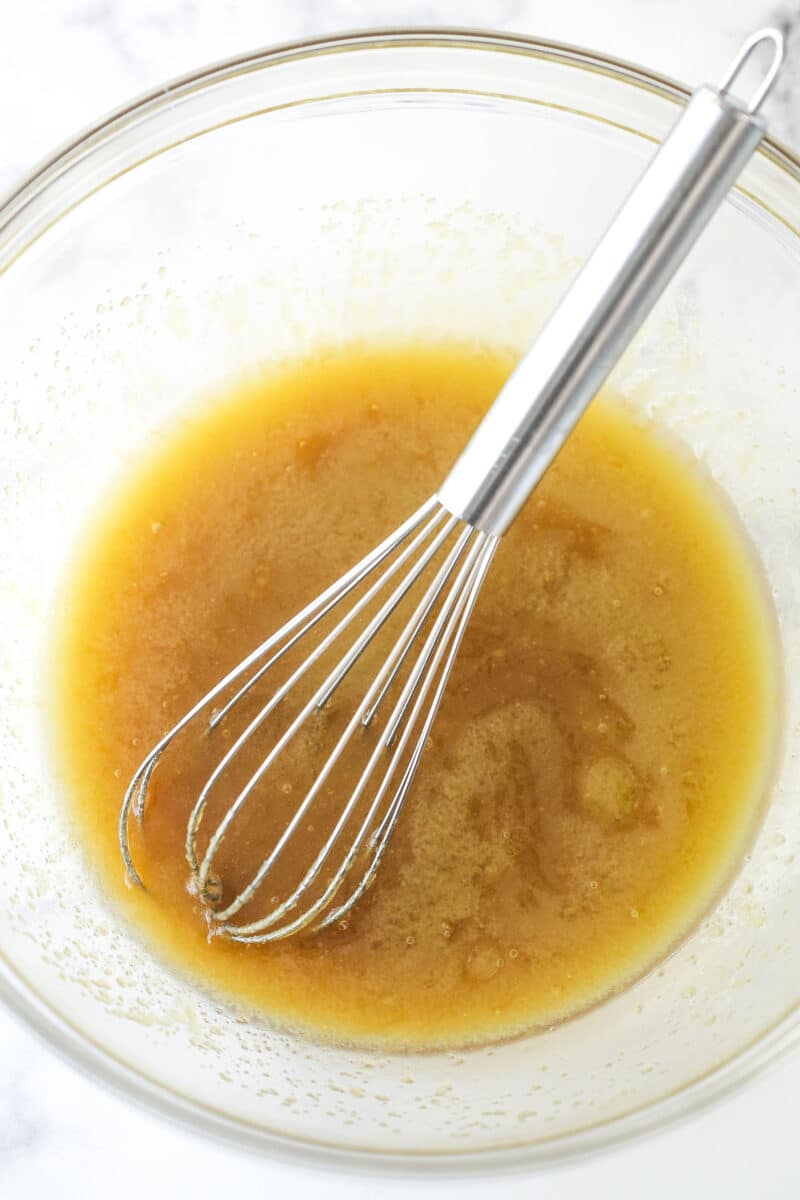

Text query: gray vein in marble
(766, 3), (800, 144)
(0, 1054), (44, 1162)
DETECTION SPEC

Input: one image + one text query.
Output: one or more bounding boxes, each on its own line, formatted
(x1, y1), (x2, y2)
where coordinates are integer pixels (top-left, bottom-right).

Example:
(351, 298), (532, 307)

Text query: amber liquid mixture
(53, 344), (777, 1048)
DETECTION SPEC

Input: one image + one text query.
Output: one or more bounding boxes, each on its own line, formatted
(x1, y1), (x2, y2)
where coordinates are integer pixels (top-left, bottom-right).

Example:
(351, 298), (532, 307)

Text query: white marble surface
(1, 1), (799, 1196)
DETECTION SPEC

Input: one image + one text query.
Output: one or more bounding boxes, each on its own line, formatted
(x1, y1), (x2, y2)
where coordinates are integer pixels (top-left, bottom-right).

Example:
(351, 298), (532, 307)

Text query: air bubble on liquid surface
(464, 937), (503, 982)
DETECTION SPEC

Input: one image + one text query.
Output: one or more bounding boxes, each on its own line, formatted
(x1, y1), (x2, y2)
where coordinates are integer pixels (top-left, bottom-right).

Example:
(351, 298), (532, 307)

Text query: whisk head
(120, 495), (498, 942)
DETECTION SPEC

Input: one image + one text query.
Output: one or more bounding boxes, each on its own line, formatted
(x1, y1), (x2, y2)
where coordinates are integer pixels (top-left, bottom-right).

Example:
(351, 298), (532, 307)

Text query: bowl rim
(1, 25), (798, 264)
(1, 25), (799, 1177)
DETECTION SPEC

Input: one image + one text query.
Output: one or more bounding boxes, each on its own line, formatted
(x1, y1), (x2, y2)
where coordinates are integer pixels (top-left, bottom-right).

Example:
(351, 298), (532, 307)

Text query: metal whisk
(120, 29), (785, 942)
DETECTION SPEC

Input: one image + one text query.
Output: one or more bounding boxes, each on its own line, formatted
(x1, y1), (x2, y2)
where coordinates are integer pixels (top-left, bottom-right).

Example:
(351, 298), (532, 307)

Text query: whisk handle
(437, 28), (785, 537)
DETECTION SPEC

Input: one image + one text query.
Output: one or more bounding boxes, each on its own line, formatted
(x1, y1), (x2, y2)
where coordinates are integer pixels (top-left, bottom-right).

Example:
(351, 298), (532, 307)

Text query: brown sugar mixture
(51, 343), (778, 1048)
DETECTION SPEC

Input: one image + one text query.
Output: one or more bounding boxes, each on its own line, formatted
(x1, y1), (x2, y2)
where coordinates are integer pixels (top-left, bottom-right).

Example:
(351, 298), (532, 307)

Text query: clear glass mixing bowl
(1, 29), (799, 1175)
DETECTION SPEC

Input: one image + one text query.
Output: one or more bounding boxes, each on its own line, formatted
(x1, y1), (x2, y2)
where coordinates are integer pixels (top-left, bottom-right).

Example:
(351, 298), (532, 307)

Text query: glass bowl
(1, 29), (799, 1176)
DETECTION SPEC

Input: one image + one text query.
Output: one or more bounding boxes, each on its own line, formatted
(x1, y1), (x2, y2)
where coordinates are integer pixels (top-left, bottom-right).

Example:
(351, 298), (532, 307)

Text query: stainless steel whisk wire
(121, 498), (499, 941)
(120, 29), (786, 942)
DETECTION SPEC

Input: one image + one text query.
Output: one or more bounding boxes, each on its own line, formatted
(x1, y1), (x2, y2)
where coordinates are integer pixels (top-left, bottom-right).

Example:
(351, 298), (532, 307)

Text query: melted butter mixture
(52, 344), (778, 1048)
